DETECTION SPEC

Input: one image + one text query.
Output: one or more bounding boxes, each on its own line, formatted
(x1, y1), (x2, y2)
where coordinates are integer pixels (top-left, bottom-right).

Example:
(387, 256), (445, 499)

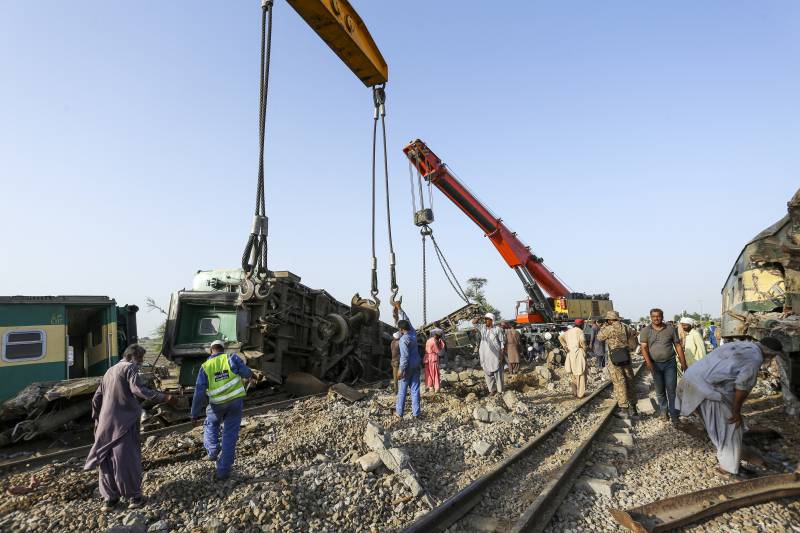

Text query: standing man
(85, 344), (177, 511)
(390, 331), (402, 393)
(680, 317), (707, 372)
(676, 338), (783, 476)
(472, 313), (505, 395)
(707, 321), (720, 350)
(589, 320), (607, 369)
(597, 311), (638, 418)
(424, 329), (445, 394)
(190, 340), (253, 481)
(562, 319), (588, 398)
(504, 322), (522, 375)
(640, 308), (688, 424)
(394, 303), (422, 418)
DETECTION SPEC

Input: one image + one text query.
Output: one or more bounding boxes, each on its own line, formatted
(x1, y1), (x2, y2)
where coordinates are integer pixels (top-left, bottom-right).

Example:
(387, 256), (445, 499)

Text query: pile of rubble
(0, 362), (597, 533)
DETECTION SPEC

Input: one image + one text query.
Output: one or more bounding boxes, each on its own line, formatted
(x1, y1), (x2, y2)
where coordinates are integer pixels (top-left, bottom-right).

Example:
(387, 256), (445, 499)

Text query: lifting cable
(408, 157), (470, 326)
(368, 85), (401, 309)
(240, 0), (274, 299)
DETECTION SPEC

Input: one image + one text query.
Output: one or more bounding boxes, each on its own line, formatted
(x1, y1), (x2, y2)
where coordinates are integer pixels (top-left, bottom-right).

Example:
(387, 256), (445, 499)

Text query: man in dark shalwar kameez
(84, 344), (176, 511)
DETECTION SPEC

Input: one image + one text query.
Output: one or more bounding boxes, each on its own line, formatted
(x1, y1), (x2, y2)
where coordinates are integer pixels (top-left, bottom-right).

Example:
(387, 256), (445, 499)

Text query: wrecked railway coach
(0, 296), (138, 402)
(721, 187), (800, 416)
(162, 269), (395, 387)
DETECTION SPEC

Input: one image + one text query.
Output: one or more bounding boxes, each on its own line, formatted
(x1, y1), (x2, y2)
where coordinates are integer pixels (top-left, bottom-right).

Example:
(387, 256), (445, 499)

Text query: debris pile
(0, 366), (599, 532)
(0, 369), (173, 450)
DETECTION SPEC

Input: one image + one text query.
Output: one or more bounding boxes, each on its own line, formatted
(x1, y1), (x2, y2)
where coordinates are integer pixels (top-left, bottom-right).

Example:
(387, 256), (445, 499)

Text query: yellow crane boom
(286, 0), (388, 86)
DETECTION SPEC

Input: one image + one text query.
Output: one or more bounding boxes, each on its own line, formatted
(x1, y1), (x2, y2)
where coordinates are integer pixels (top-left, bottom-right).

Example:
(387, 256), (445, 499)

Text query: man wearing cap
(561, 319), (588, 398)
(679, 317), (706, 374)
(393, 302), (422, 418)
(190, 340), (253, 480)
(597, 311), (638, 418)
(676, 337), (783, 477)
(472, 313), (506, 395)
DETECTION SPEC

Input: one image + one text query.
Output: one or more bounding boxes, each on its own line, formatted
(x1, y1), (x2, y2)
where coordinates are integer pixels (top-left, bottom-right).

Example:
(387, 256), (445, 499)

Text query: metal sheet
(330, 382), (366, 402)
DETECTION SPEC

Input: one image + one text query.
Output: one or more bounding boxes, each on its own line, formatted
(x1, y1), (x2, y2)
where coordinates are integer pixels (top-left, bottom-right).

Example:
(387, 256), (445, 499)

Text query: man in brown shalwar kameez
(84, 344), (176, 511)
(504, 322), (522, 374)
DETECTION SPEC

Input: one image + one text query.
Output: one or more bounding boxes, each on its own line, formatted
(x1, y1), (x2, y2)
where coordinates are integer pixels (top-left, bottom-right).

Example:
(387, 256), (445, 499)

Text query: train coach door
(115, 305), (139, 355)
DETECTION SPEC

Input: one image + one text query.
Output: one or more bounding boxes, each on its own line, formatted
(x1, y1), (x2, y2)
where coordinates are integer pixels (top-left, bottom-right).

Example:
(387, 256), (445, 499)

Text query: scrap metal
(610, 473), (800, 533)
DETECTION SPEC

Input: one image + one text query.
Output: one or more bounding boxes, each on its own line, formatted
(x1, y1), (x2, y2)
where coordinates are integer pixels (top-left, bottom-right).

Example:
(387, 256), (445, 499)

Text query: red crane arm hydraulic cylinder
(402, 139), (570, 299)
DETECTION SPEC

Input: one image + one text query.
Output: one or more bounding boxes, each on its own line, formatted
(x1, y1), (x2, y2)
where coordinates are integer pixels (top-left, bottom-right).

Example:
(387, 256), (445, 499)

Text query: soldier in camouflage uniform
(597, 310), (638, 418)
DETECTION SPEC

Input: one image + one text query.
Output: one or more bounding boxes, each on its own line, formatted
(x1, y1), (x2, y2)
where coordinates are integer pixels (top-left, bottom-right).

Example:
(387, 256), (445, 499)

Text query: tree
(145, 297), (167, 315)
(673, 311), (716, 325)
(464, 277), (501, 319)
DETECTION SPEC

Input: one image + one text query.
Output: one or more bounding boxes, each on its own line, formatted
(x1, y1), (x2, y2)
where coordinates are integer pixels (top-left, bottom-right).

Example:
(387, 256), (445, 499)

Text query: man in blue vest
(190, 339), (252, 480)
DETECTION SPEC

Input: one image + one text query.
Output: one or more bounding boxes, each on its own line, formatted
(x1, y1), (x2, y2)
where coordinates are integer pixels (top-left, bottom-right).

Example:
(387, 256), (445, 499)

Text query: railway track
(404, 364), (644, 533)
(0, 379), (386, 476)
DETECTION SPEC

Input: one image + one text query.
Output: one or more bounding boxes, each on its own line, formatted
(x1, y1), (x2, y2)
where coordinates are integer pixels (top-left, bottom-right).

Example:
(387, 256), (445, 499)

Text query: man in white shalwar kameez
(472, 313), (505, 395)
(675, 337), (783, 476)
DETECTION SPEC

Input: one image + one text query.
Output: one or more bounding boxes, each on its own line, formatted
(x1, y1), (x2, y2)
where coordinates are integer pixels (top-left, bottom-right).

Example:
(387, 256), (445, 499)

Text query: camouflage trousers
(608, 362), (635, 408)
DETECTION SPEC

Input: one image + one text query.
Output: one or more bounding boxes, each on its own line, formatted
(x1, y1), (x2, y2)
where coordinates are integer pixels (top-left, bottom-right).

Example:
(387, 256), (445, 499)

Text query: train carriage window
(198, 317), (220, 336)
(2, 330), (46, 361)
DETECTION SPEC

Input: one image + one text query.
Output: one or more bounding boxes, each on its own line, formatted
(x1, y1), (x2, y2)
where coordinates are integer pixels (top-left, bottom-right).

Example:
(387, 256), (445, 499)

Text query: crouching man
(675, 337), (783, 477)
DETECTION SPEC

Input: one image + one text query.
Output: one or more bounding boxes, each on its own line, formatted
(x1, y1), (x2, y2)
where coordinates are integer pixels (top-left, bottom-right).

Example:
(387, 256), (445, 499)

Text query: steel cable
(408, 161), (418, 217)
(369, 99), (379, 300)
(421, 230), (428, 325)
(380, 103), (398, 297)
(429, 232), (470, 303)
(241, 1), (273, 281)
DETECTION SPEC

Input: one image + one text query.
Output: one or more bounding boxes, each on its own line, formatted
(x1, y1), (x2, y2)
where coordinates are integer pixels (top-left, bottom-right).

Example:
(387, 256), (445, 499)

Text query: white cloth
(476, 323), (505, 373)
(676, 341), (763, 473)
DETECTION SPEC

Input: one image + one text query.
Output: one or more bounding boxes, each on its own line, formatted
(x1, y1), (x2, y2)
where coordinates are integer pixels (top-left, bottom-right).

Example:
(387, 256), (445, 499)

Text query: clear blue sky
(1, 1), (798, 337)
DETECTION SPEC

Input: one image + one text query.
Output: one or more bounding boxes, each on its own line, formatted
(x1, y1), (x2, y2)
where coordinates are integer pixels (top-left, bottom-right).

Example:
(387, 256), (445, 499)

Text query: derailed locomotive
(162, 269), (394, 387)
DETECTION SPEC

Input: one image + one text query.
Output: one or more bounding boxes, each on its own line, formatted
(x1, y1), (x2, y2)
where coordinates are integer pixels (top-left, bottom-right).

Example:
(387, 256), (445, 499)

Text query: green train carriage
(0, 296), (138, 402)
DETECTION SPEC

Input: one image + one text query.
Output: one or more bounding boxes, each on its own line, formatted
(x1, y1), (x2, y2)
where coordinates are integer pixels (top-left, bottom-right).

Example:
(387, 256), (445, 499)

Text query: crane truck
(403, 139), (613, 324)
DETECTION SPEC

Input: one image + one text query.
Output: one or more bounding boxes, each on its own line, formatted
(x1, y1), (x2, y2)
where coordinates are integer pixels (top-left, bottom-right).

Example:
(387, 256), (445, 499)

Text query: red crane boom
(403, 139), (573, 323)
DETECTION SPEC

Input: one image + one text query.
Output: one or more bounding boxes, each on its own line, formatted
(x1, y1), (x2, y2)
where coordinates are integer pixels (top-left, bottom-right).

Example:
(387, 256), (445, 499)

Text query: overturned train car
(162, 269), (394, 387)
(721, 187), (800, 415)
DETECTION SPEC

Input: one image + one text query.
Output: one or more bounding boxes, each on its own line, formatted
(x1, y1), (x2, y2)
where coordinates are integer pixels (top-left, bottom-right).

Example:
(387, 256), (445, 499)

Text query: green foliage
(464, 277), (502, 319)
(673, 311), (720, 326)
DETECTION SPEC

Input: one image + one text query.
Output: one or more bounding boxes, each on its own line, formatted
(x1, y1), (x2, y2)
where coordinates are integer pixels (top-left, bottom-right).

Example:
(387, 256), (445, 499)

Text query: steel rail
(402, 371), (625, 533)
(0, 380), (386, 476)
(510, 363), (644, 533)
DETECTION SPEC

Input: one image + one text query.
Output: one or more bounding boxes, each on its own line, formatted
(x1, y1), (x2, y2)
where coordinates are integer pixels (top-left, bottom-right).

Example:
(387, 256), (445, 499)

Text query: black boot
(628, 404), (639, 420)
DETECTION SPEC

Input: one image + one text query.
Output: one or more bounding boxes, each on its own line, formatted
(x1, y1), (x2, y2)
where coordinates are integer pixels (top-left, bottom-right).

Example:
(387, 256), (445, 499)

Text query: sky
(1, 1), (798, 338)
